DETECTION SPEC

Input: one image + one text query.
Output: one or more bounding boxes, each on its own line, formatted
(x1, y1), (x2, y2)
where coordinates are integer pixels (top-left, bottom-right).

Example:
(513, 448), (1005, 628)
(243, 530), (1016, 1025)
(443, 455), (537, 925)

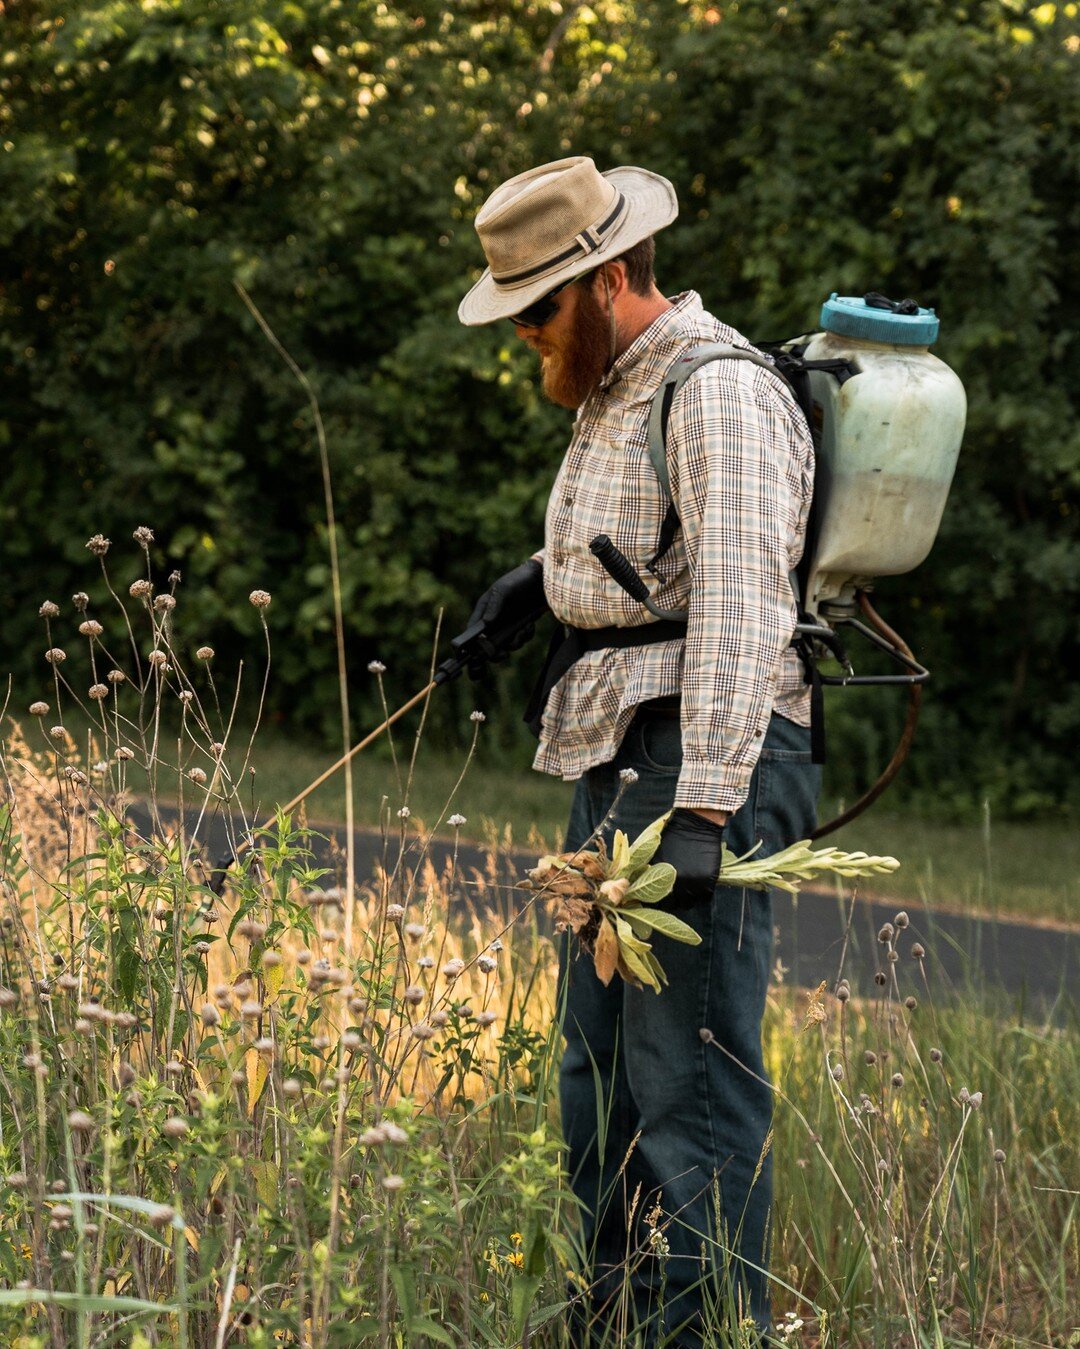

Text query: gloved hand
(654, 808), (726, 911)
(464, 558), (548, 677)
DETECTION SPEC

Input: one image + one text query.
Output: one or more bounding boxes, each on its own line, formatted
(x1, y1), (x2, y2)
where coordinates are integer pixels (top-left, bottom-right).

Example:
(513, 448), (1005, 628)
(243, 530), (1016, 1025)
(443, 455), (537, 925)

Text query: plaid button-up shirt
(532, 291), (814, 813)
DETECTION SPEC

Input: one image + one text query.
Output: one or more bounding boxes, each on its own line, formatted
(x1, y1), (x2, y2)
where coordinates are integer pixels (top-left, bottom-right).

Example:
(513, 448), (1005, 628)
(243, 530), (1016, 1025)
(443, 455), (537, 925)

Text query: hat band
(492, 192), (627, 289)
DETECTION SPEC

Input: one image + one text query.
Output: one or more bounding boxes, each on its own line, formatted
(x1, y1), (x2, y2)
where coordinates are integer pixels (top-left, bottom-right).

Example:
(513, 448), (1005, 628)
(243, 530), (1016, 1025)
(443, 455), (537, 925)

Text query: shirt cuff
(674, 759), (754, 814)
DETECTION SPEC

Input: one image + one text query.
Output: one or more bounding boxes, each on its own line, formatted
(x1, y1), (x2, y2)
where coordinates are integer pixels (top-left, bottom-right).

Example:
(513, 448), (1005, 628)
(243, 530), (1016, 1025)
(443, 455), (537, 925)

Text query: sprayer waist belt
(524, 619), (686, 736)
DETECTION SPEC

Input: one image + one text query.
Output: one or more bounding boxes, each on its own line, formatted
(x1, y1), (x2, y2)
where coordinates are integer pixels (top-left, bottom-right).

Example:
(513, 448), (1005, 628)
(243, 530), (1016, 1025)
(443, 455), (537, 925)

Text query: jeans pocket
(757, 713), (813, 763)
(635, 713), (683, 774)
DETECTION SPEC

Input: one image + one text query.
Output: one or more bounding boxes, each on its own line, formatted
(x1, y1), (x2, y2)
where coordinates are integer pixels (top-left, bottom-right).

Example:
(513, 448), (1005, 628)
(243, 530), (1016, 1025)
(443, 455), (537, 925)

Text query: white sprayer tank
(797, 293), (966, 617)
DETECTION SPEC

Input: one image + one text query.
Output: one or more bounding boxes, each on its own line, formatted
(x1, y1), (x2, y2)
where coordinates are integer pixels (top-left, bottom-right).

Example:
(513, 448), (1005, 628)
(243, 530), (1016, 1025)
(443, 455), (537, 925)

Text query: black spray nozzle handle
(436, 603), (550, 685)
(864, 290), (921, 316)
(590, 535), (651, 605)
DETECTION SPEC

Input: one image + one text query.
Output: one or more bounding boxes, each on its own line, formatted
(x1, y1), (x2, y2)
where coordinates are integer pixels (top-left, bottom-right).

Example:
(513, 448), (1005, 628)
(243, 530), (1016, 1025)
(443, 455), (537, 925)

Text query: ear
(594, 260), (630, 303)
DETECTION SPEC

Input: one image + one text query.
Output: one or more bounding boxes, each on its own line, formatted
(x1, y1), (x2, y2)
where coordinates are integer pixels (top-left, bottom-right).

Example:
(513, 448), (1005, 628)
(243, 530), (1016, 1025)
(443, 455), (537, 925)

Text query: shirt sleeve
(666, 362), (812, 812)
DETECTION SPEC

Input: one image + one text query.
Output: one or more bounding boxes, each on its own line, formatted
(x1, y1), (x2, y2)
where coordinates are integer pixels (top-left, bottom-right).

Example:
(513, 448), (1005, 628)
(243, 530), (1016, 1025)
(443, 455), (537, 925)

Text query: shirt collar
(599, 290), (705, 391)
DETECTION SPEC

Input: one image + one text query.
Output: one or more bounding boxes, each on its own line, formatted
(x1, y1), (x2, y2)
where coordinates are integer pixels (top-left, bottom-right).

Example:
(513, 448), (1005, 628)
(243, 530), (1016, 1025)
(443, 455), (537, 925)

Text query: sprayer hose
(810, 591), (923, 840)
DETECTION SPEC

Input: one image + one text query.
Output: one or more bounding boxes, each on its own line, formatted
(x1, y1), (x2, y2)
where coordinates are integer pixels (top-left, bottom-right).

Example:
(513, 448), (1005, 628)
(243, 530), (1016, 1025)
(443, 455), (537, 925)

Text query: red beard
(539, 282), (613, 409)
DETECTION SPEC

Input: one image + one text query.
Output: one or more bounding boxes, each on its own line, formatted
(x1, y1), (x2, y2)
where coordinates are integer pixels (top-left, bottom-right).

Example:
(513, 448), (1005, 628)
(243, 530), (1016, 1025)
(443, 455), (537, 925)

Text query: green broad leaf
(53, 1193), (185, 1229)
(619, 942), (661, 993)
(525, 1222), (548, 1278)
(610, 828), (630, 876)
(625, 862), (677, 905)
(0, 1289), (175, 1314)
(619, 905), (702, 946)
(510, 1273), (544, 1339)
(407, 1317), (456, 1346)
(624, 812), (671, 875)
(390, 1264), (418, 1322)
(621, 910), (653, 941)
(613, 915), (653, 954)
(645, 950), (669, 988)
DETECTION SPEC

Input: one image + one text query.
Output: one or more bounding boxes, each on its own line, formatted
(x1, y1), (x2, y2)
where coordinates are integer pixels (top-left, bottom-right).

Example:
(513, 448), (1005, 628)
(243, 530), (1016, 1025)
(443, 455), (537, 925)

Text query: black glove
(464, 558), (548, 676)
(654, 808), (726, 911)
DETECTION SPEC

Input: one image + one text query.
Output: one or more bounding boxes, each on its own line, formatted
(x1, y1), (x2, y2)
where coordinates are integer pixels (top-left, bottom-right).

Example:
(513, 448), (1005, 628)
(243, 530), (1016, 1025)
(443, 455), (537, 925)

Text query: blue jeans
(558, 707), (820, 1345)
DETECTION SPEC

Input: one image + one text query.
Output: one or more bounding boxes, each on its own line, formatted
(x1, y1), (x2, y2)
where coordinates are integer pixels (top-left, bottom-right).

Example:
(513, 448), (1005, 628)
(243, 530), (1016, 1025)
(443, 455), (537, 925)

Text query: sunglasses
(507, 268), (598, 329)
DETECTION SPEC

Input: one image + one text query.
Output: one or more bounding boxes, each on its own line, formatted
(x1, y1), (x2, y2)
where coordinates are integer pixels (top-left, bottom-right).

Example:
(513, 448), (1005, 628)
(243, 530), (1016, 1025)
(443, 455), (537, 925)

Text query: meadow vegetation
(1, 541), (1076, 1347)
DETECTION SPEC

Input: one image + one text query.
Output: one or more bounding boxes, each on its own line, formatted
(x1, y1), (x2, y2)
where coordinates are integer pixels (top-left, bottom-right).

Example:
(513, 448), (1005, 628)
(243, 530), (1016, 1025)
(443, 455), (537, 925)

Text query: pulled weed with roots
(0, 531), (1075, 1348)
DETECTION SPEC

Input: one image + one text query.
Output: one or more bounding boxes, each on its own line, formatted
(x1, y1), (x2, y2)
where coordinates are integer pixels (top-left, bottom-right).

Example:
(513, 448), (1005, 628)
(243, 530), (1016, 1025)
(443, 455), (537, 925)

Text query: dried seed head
(417, 955), (434, 969)
(894, 910), (909, 929)
(253, 1037), (274, 1056)
(240, 1000), (263, 1019)
(0, 986), (18, 1009)
(397, 805), (411, 819)
(79, 619), (103, 638)
(63, 766), (88, 785)
(403, 985), (425, 1005)
(618, 767), (639, 785)
(162, 1116), (188, 1139)
(57, 973), (78, 992)
(968, 1091), (983, 1110)
(296, 950), (311, 966)
(410, 1022), (436, 1040)
(382, 1174), (404, 1192)
(361, 1125), (387, 1146)
(874, 971), (887, 986)
(831, 1063), (844, 1081)
(477, 955), (497, 974)
(342, 1031), (361, 1051)
(470, 709), (486, 723)
(133, 525), (155, 548)
(200, 1002), (220, 1027)
(86, 534), (111, 556)
(107, 669), (126, 684)
(196, 645), (215, 660)
(237, 919), (267, 942)
(115, 746), (134, 761)
(153, 594), (176, 614)
(877, 923), (894, 944)
(475, 1010), (497, 1027)
(49, 725), (66, 740)
(442, 958), (465, 980)
(283, 1078), (301, 1098)
(249, 589), (271, 610)
(89, 683), (109, 700)
(72, 592), (90, 612)
(45, 647), (67, 665)
(836, 984), (850, 1003)
(67, 1110), (95, 1134)
(386, 904), (405, 921)
(904, 996), (917, 1010)
(864, 1050), (877, 1065)
(5, 1171), (27, 1188)
(39, 600), (60, 618)
(431, 1009), (449, 1027)
(147, 1203), (176, 1228)
(164, 1060), (183, 1077)
(887, 950), (899, 962)
(403, 923), (425, 941)
(261, 950), (282, 969)
(118, 1062), (136, 1087)
(699, 1027), (716, 1044)
(147, 649), (167, 668)
(994, 1148), (1006, 1164)
(29, 701), (49, 716)
(367, 659), (386, 674)
(448, 813), (467, 827)
(129, 579), (152, 599)
(911, 943), (926, 959)
(381, 1121), (408, 1144)
(891, 1073), (905, 1088)
(168, 569), (181, 586)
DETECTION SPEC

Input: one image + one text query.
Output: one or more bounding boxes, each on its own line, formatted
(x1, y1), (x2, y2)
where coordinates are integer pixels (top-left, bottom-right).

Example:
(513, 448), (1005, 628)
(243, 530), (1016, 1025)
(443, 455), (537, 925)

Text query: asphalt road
(134, 805), (1077, 1014)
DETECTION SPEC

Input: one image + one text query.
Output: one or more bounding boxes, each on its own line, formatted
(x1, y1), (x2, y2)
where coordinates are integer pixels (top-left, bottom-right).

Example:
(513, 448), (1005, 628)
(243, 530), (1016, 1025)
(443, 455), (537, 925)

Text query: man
(458, 157), (820, 1344)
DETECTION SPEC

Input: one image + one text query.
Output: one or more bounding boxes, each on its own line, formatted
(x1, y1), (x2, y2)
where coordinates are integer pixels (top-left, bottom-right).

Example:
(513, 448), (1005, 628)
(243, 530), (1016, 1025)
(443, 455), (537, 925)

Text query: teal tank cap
(821, 292), (940, 346)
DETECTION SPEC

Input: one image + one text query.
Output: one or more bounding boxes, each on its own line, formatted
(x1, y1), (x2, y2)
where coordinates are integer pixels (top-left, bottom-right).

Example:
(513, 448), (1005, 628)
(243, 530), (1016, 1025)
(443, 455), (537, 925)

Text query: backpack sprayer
(213, 291), (964, 891)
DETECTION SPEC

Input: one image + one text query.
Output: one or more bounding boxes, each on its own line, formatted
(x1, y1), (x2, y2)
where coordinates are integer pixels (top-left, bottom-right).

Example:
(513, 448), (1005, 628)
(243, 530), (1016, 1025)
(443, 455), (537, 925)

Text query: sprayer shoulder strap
(645, 344), (796, 573)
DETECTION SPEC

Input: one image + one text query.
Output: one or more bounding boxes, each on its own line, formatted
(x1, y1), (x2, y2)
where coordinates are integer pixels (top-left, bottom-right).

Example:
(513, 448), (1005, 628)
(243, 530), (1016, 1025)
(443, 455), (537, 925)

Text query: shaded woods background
(2, 0), (1077, 816)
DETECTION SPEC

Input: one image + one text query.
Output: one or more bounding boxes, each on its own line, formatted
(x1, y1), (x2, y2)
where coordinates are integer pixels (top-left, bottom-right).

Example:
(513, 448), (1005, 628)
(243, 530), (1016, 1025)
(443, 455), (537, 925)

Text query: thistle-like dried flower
(240, 1000), (263, 1019)
(45, 647), (66, 665)
(490, 939), (503, 952)
(133, 526), (154, 549)
(361, 1125), (387, 1146)
(129, 579), (152, 599)
(162, 1117), (188, 1139)
(187, 767), (207, 786)
(403, 923), (425, 941)
(63, 766), (88, 785)
(86, 534), (111, 556)
(147, 649), (167, 668)
(49, 725), (66, 739)
(200, 1003), (220, 1028)
(993, 1148), (1006, 1164)
(196, 646), (214, 661)
(79, 620), (103, 638)
(89, 684), (109, 701)
(417, 955), (434, 970)
(448, 813), (466, 827)
(296, 950), (311, 966)
(410, 1022), (436, 1040)
(864, 1050), (877, 1065)
(967, 1090), (983, 1110)
(261, 951), (282, 969)
(382, 1174), (405, 1191)
(431, 1009), (449, 1027)
(5, 1171), (27, 1188)
(836, 981), (851, 1003)
(699, 1027), (716, 1044)
(67, 1110), (95, 1134)
(283, 1078), (301, 1099)
(477, 955), (497, 974)
(178, 690), (194, 705)
(386, 904), (405, 921)
(874, 971), (886, 986)
(237, 918), (266, 941)
(118, 1062), (136, 1087)
(904, 996), (917, 1010)
(894, 910), (909, 929)
(381, 1122), (408, 1144)
(0, 987), (18, 1008)
(253, 1037), (274, 1056)
(831, 1063), (844, 1081)
(107, 669), (126, 684)
(403, 984), (425, 1005)
(397, 806), (411, 820)
(29, 701), (49, 716)
(475, 1010), (497, 1027)
(470, 710), (486, 723)
(442, 958), (465, 980)
(891, 1073), (905, 1088)
(249, 589), (271, 610)
(57, 973), (78, 992)
(367, 659), (386, 674)
(39, 600), (60, 619)
(72, 592), (90, 612)
(164, 1059), (184, 1077)
(168, 569), (181, 586)
(911, 942), (926, 959)
(153, 594), (176, 614)
(877, 923), (894, 944)
(115, 746), (134, 761)
(619, 767), (639, 785)
(147, 1204), (176, 1228)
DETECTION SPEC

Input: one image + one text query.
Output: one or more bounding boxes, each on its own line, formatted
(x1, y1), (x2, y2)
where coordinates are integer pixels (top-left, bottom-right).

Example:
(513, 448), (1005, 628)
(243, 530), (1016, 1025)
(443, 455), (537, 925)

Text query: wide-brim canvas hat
(458, 156), (678, 326)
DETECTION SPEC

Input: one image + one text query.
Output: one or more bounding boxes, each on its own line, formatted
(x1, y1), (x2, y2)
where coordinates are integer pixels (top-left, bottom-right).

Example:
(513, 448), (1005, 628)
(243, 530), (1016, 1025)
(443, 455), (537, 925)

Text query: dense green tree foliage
(2, 0), (1076, 813)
